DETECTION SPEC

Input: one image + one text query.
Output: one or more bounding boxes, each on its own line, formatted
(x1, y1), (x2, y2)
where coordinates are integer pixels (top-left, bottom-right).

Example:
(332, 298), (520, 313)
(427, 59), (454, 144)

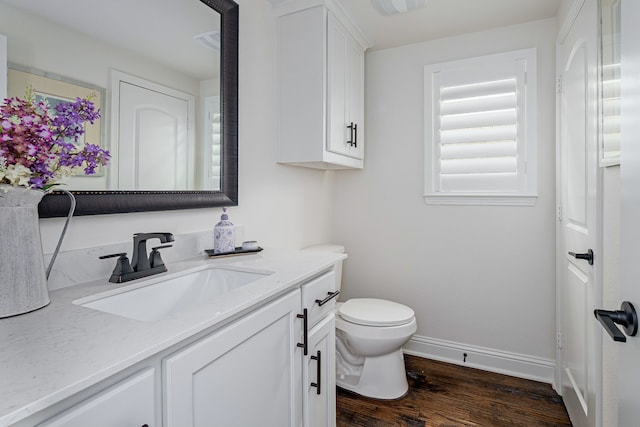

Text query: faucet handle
(99, 253), (134, 283)
(99, 252), (127, 259)
(150, 245), (173, 269)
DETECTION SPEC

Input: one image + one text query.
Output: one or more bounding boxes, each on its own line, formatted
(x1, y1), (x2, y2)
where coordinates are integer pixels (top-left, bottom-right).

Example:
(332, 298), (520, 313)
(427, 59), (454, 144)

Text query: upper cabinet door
(347, 31), (365, 160)
(326, 13), (364, 160)
(327, 14), (349, 157)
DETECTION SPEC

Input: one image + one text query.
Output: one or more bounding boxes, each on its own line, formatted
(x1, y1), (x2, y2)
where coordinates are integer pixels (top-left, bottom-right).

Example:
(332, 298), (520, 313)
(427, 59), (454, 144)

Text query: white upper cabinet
(275, 3), (368, 169)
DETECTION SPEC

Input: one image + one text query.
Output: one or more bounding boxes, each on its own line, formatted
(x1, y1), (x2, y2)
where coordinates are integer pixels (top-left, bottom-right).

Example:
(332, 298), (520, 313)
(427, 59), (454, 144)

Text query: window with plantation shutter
(424, 49), (538, 206)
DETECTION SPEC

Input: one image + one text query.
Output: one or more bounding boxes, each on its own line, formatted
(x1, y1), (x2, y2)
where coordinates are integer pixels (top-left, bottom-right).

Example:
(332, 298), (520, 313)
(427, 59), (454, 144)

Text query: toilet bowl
(304, 245), (417, 400)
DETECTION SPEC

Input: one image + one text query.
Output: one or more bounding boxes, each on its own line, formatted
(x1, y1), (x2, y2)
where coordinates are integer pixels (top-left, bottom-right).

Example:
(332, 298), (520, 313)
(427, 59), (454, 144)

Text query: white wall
(332, 18), (558, 375)
(36, 0), (334, 254)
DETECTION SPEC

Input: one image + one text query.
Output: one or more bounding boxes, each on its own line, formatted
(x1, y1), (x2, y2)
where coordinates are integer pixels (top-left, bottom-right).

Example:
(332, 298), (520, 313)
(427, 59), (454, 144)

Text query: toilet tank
(304, 244), (345, 292)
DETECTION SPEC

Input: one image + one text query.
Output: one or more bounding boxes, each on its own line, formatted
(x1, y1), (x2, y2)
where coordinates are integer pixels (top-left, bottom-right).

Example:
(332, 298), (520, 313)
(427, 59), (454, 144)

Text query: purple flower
(0, 87), (110, 189)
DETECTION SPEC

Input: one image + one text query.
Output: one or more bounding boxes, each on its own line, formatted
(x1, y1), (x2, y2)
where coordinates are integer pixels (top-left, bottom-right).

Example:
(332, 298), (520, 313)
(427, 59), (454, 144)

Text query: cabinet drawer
(301, 271), (337, 328)
(37, 368), (156, 427)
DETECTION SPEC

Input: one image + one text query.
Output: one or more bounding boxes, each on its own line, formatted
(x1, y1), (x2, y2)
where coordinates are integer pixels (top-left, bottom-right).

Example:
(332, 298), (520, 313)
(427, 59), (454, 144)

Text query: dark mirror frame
(39, 0), (239, 218)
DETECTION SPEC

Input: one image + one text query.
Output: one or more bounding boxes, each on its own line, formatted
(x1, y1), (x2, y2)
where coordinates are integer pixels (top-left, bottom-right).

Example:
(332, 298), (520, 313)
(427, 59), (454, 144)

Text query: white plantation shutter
(424, 49), (538, 205)
(601, 62), (620, 163)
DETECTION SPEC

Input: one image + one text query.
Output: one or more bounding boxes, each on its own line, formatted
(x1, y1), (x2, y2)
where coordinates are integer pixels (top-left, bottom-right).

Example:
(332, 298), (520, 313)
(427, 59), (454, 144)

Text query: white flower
(0, 157), (5, 182)
(4, 164), (32, 187)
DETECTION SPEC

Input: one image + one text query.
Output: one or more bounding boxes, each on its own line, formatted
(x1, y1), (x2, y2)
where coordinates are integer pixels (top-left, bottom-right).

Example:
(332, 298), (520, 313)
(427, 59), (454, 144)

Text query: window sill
(424, 194), (538, 207)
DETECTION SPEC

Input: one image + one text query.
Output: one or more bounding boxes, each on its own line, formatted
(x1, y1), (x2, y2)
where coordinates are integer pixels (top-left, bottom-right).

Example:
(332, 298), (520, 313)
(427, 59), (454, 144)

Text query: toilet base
(336, 348), (409, 400)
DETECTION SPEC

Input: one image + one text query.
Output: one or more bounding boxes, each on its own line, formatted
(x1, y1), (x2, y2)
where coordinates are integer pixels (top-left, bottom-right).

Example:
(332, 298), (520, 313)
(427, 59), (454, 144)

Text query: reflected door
(117, 81), (193, 190)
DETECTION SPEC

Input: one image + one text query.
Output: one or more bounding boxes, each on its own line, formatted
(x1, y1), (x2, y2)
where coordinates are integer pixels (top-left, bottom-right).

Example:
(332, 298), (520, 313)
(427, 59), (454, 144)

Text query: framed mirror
(0, 0), (238, 217)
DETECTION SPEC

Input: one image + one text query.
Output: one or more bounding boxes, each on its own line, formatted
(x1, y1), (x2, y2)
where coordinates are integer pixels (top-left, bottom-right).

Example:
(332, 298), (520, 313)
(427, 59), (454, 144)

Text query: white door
(557, 0), (600, 425)
(617, 0), (640, 423)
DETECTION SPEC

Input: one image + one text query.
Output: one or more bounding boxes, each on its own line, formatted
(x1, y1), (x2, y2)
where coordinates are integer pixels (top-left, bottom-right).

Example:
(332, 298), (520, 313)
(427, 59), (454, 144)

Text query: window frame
(424, 48), (538, 206)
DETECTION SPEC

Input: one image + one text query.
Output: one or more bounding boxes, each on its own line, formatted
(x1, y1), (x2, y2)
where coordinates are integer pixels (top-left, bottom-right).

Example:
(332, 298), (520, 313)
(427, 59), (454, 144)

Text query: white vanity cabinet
(3, 255), (344, 427)
(163, 271), (338, 427)
(276, 4), (367, 169)
(36, 369), (156, 427)
(163, 289), (303, 427)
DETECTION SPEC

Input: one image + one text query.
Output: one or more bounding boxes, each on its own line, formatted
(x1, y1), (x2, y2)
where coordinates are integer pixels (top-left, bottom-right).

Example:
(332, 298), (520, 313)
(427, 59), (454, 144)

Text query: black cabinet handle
(353, 123), (357, 148)
(568, 249), (594, 265)
(594, 301), (638, 342)
(310, 350), (321, 395)
(347, 123), (354, 146)
(297, 309), (308, 355)
(315, 290), (340, 307)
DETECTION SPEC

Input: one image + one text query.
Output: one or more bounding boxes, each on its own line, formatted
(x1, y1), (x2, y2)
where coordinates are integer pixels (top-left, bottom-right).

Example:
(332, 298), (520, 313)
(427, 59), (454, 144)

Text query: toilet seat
(338, 298), (415, 327)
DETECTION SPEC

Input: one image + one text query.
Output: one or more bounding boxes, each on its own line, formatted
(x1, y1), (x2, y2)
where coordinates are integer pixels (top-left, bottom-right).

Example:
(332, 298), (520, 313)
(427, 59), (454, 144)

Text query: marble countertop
(0, 248), (345, 426)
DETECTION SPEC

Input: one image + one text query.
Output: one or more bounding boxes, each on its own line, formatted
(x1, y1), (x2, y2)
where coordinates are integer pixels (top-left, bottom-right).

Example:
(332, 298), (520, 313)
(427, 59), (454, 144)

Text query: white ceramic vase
(0, 184), (50, 318)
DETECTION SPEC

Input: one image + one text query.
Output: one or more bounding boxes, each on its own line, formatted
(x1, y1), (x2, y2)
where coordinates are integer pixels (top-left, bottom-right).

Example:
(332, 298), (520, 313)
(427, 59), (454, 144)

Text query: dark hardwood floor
(336, 355), (572, 427)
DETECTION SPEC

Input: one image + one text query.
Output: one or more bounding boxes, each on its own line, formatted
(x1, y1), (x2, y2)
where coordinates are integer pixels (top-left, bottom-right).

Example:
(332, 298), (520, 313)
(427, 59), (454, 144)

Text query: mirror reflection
(600, 0), (621, 165)
(0, 0), (222, 191)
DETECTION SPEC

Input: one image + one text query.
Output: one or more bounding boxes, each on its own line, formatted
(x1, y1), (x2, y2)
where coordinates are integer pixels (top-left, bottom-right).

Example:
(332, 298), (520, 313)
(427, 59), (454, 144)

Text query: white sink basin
(75, 267), (271, 322)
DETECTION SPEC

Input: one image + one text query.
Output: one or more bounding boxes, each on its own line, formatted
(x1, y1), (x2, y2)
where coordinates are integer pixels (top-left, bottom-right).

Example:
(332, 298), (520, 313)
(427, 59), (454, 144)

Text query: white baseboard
(403, 335), (556, 386)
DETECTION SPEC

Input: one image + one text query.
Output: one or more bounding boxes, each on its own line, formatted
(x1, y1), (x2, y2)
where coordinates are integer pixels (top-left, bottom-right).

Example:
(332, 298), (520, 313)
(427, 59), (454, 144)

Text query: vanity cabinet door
(163, 290), (303, 427)
(327, 12), (364, 161)
(304, 314), (336, 427)
(36, 369), (156, 427)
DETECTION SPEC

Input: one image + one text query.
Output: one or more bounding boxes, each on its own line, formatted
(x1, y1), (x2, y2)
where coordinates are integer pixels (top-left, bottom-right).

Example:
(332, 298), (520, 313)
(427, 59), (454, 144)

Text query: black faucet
(100, 232), (174, 283)
(131, 232), (175, 272)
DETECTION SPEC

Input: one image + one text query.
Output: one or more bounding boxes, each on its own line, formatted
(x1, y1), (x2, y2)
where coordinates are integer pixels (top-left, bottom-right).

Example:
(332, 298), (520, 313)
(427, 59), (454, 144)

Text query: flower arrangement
(0, 86), (110, 190)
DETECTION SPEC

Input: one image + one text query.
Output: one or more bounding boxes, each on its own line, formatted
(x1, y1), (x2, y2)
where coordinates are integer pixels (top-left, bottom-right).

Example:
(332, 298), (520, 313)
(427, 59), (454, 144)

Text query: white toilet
(305, 245), (417, 400)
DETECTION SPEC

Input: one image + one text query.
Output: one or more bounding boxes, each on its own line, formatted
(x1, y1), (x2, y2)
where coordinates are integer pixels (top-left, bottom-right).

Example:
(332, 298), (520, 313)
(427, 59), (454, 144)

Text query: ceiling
(337, 0), (563, 50)
(2, 0), (563, 76)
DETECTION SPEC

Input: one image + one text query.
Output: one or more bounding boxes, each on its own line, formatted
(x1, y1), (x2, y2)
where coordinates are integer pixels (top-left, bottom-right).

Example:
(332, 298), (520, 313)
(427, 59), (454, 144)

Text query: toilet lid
(338, 298), (415, 327)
